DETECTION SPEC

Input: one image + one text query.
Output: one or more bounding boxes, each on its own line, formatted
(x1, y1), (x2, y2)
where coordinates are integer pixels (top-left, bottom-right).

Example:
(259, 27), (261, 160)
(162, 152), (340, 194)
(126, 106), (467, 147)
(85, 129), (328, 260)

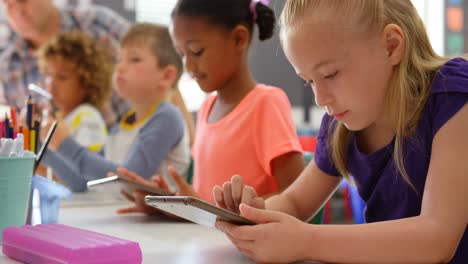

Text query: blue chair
(340, 179), (366, 224)
(296, 128), (318, 136)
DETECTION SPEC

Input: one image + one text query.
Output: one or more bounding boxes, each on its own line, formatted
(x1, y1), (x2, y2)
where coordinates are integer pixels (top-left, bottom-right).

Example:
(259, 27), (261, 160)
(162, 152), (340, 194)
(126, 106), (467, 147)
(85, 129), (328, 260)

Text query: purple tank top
(314, 58), (467, 263)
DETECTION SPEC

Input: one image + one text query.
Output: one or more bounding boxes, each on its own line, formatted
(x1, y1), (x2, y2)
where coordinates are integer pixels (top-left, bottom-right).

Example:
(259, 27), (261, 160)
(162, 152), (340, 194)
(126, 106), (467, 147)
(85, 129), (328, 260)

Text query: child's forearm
(265, 161), (341, 221)
(303, 216), (459, 263)
(265, 193), (304, 219)
(41, 150), (88, 192)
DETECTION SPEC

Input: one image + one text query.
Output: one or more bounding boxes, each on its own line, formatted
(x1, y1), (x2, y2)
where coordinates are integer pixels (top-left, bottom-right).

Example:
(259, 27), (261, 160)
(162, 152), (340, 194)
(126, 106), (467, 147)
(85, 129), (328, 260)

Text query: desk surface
(1, 192), (320, 264)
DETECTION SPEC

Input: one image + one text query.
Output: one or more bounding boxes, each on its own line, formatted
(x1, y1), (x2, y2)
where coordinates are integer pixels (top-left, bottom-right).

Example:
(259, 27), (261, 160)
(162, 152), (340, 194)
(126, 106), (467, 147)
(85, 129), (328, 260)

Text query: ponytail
(172, 0), (276, 42)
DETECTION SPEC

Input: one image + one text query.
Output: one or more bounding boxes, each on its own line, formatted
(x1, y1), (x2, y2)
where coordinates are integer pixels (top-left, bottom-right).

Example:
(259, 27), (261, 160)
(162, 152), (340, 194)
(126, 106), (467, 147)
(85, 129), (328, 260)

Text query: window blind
(136, 0), (177, 24)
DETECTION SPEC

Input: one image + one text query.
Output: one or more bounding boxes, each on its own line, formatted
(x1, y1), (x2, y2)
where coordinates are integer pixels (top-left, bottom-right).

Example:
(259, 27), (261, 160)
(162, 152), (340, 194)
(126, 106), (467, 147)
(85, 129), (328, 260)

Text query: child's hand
(115, 166), (198, 214)
(123, 166), (198, 197)
(166, 165), (198, 197)
(116, 167), (162, 187)
(213, 175), (265, 214)
(114, 167), (169, 215)
(117, 188), (160, 215)
(216, 204), (311, 263)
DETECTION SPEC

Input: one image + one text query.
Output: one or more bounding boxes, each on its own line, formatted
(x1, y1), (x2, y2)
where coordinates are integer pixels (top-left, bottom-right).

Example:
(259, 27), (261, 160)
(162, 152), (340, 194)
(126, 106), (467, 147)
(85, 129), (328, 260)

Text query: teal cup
(0, 156), (35, 244)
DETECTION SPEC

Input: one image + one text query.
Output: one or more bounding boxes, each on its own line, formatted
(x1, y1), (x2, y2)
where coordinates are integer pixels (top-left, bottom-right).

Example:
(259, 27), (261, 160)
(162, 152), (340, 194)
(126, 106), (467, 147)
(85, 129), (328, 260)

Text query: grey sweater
(42, 102), (189, 192)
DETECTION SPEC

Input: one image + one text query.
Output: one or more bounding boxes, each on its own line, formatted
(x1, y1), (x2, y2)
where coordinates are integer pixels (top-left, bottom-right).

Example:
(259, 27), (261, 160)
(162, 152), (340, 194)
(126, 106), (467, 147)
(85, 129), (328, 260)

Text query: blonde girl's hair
(38, 31), (113, 109)
(280, 0), (449, 190)
(121, 23), (183, 91)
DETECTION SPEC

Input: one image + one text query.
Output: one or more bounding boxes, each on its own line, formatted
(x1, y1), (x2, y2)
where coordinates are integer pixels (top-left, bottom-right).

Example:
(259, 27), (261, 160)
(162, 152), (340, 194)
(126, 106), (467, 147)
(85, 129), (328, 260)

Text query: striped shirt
(0, 5), (129, 124)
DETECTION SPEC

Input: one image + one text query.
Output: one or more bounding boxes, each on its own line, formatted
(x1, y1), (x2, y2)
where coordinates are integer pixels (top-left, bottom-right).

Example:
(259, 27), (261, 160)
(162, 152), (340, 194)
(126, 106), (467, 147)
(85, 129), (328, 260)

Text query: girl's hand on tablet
(213, 175), (265, 214)
(216, 203), (310, 263)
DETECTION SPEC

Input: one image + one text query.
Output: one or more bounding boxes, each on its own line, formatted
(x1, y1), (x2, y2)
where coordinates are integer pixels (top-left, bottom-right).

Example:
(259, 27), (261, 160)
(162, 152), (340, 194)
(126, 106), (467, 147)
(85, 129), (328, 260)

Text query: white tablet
(87, 175), (173, 196)
(145, 196), (255, 227)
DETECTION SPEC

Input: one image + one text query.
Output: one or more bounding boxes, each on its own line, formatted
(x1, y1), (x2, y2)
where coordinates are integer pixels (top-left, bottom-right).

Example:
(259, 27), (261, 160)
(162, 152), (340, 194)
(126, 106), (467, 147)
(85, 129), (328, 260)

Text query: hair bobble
(250, 0), (269, 21)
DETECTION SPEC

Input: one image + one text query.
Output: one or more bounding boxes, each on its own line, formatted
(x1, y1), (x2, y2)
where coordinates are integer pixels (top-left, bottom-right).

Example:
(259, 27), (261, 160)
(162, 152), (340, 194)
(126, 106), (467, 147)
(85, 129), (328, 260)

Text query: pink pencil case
(2, 224), (142, 263)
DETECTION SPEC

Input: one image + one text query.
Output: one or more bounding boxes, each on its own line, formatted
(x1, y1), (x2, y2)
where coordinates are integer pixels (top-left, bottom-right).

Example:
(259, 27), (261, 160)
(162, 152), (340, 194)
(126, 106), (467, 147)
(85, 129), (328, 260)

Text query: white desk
(1, 192), (319, 264)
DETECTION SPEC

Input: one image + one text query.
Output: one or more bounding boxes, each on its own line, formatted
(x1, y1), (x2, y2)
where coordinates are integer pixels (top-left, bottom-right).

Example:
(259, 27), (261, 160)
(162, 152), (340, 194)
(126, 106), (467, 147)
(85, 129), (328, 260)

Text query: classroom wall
(445, 0), (467, 54)
(248, 0), (307, 107)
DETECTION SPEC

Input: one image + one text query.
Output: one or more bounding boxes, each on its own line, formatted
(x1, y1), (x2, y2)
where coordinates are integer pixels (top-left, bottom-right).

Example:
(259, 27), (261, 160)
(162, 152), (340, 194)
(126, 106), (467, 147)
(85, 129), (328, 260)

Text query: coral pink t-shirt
(192, 84), (303, 203)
